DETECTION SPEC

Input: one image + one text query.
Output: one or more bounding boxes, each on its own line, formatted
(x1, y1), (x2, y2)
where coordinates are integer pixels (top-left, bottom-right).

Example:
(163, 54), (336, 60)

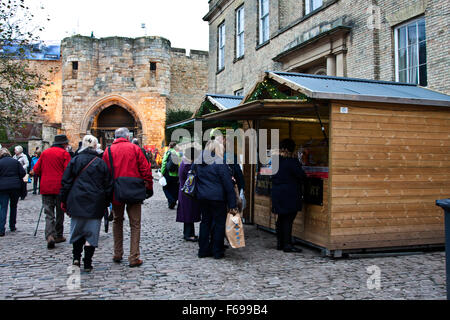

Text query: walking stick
(34, 205), (44, 237)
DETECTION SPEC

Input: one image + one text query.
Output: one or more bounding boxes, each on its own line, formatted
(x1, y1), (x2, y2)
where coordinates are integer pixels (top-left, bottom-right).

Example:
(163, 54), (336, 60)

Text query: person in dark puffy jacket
(60, 135), (113, 271)
(195, 140), (237, 259)
(271, 138), (306, 253)
(0, 148), (26, 236)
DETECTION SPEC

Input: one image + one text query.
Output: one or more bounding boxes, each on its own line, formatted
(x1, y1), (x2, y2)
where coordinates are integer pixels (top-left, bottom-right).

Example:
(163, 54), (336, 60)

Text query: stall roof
(268, 71), (450, 107)
(206, 94), (244, 110)
(166, 94), (244, 129)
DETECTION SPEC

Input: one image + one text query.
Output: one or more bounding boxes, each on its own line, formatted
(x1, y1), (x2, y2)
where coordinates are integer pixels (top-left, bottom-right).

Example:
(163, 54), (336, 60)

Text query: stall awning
(202, 99), (321, 121)
(267, 71), (450, 107)
(206, 93), (243, 110)
(166, 94), (244, 129)
(202, 71), (450, 121)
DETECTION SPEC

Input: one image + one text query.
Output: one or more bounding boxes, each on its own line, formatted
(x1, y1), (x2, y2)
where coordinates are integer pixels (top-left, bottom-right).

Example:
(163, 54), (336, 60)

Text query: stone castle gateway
(26, 35), (208, 150)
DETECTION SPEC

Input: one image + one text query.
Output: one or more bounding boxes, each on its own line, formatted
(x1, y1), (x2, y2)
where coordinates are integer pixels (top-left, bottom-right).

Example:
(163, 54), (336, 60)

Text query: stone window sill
(216, 67), (225, 75)
(233, 55), (244, 63)
(256, 40), (270, 51)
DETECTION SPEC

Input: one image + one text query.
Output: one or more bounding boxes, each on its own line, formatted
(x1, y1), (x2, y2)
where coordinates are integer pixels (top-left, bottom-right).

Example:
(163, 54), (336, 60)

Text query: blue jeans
(0, 190), (20, 234)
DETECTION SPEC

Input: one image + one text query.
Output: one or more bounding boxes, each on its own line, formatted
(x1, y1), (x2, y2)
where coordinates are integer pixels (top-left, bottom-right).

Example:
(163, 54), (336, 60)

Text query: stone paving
(0, 175), (446, 300)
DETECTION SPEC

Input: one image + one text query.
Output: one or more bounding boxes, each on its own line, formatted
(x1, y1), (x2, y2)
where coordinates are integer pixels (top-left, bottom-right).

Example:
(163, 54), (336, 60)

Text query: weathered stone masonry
(59, 35), (208, 147)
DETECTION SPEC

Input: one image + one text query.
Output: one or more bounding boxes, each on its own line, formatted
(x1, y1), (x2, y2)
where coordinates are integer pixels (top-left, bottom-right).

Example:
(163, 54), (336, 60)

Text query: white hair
(14, 145), (23, 154)
(115, 127), (130, 139)
(81, 135), (98, 150)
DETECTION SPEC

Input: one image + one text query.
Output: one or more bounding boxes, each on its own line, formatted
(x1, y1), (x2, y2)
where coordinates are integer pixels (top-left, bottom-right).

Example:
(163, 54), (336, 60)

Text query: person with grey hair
(13, 145), (29, 172)
(102, 127), (153, 268)
(60, 135), (113, 271)
(0, 148), (26, 236)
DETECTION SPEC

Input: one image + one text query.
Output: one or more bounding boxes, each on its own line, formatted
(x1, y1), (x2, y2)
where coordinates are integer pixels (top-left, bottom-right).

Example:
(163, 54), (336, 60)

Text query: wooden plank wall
(253, 185), (329, 248)
(329, 102), (449, 250)
(253, 119), (330, 247)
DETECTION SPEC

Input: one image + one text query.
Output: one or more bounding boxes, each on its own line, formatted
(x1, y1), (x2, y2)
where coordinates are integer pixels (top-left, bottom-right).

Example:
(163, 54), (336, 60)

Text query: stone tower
(61, 35), (208, 148)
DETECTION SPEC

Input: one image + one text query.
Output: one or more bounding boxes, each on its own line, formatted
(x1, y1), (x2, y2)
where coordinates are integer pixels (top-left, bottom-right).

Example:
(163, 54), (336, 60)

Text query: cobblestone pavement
(0, 175), (446, 300)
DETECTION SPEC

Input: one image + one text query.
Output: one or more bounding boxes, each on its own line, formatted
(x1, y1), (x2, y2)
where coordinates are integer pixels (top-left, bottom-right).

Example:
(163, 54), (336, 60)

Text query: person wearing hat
(31, 134), (71, 249)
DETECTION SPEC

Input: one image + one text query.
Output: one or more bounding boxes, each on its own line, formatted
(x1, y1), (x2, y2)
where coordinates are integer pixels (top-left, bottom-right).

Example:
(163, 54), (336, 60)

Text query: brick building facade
(29, 35), (208, 149)
(204, 0), (449, 96)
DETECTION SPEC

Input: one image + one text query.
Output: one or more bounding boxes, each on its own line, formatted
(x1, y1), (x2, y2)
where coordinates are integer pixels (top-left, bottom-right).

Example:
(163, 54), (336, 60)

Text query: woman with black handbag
(60, 135), (113, 271)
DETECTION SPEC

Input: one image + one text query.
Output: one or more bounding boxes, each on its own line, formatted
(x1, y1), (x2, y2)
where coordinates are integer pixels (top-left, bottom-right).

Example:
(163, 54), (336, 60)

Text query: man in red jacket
(31, 135), (71, 249)
(103, 128), (153, 268)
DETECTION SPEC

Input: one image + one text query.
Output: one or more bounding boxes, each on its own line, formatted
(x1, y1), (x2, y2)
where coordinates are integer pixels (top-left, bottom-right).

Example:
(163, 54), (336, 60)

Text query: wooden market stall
(202, 71), (450, 257)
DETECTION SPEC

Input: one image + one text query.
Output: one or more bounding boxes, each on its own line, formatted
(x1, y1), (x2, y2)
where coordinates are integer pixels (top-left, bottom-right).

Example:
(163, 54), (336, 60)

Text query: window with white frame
(305, 0), (323, 15)
(395, 17), (427, 86)
(236, 6), (245, 58)
(218, 22), (225, 71)
(258, 0), (269, 44)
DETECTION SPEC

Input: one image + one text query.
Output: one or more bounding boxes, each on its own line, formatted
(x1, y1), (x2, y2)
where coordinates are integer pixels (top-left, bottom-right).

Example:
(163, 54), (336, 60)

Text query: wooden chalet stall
(202, 71), (450, 257)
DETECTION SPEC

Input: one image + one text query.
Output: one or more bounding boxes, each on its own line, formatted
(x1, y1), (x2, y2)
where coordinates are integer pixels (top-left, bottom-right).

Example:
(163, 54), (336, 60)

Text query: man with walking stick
(31, 135), (71, 249)
(34, 205), (44, 237)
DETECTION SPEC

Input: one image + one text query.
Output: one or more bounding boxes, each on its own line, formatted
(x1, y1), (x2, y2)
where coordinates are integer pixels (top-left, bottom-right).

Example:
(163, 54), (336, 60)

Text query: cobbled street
(0, 175), (446, 300)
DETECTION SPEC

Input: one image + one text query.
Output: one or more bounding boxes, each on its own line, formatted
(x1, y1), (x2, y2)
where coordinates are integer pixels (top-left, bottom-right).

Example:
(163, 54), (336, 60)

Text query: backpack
(165, 150), (179, 174)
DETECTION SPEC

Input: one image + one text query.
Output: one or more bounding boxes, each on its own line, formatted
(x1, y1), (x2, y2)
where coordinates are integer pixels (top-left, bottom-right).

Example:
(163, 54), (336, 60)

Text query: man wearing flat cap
(31, 135), (71, 249)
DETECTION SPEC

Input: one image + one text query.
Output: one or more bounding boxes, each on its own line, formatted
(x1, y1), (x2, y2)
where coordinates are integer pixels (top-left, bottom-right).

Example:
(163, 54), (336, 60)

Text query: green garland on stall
(196, 100), (220, 117)
(245, 79), (310, 103)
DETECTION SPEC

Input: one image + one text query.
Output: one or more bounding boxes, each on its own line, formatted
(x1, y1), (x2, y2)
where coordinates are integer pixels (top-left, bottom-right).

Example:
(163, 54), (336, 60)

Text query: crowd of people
(0, 128), (307, 270)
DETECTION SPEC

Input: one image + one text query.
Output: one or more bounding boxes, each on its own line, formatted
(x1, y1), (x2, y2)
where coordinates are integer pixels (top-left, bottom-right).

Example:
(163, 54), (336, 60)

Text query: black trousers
(33, 176), (40, 194)
(183, 223), (195, 238)
(163, 175), (179, 205)
(198, 200), (227, 258)
(276, 212), (297, 249)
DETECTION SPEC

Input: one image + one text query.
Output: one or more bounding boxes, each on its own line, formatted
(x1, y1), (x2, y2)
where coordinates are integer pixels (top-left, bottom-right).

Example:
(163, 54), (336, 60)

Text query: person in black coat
(271, 138), (306, 253)
(195, 140), (237, 259)
(60, 135), (113, 271)
(0, 148), (26, 236)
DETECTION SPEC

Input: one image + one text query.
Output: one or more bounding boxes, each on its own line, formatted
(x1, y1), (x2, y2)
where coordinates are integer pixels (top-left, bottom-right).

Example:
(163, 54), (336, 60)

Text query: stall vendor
(271, 138), (306, 253)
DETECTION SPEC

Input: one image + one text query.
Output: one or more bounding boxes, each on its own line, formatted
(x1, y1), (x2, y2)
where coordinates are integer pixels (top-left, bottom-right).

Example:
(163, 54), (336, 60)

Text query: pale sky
(28, 0), (210, 51)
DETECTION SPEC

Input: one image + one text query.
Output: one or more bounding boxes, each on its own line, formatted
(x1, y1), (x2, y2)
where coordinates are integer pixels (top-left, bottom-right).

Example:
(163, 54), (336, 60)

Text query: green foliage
(165, 109), (194, 144)
(0, 126), (9, 142)
(245, 79), (310, 103)
(195, 100), (220, 117)
(0, 0), (50, 131)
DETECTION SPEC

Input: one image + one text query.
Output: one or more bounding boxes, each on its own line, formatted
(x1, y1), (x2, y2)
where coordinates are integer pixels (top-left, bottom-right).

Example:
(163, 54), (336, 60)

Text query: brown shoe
(113, 256), (122, 263)
(129, 259), (143, 268)
(47, 236), (55, 249)
(55, 236), (66, 243)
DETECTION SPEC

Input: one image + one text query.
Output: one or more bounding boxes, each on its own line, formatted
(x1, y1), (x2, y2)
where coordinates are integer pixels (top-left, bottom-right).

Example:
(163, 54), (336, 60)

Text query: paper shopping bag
(225, 212), (245, 248)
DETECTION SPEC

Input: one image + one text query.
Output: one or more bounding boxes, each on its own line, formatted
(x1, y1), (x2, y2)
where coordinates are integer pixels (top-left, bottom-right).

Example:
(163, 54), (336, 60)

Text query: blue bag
(181, 164), (197, 198)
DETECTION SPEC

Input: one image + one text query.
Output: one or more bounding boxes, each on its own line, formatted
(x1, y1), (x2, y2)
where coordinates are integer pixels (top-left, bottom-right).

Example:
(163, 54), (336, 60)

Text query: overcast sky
(29, 0), (210, 51)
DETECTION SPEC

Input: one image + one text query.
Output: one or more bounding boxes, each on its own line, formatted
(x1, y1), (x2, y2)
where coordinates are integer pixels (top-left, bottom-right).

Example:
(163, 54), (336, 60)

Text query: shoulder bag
(108, 147), (146, 204)
(181, 164), (197, 198)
